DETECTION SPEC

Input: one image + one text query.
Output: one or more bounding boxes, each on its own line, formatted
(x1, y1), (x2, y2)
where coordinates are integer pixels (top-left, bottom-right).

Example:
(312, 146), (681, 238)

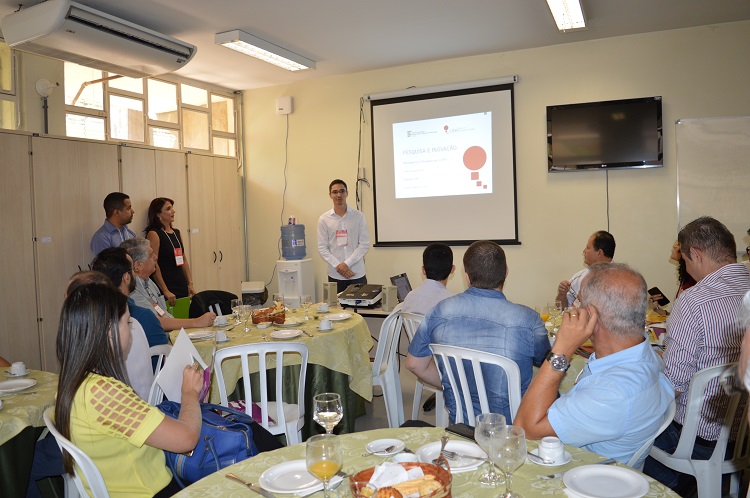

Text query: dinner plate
(187, 330), (215, 341)
(270, 329), (302, 340)
(277, 319), (304, 327)
(5, 370), (30, 378)
(0, 378), (37, 393)
(563, 465), (649, 498)
(366, 438), (405, 456)
(416, 440), (487, 473)
(528, 448), (572, 466)
(258, 459), (323, 494)
(325, 313), (351, 321)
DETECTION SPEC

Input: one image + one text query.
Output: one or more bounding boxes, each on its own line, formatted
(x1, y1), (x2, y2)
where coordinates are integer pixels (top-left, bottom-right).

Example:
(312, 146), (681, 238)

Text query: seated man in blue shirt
(405, 240), (550, 424)
(515, 263), (675, 470)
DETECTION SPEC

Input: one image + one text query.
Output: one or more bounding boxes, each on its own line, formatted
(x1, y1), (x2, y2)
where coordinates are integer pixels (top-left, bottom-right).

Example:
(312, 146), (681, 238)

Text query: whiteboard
(676, 115), (750, 257)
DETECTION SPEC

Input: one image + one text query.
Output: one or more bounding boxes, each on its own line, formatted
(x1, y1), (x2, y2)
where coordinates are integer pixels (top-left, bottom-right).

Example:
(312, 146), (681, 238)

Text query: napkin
(155, 329), (208, 402)
(369, 462), (424, 489)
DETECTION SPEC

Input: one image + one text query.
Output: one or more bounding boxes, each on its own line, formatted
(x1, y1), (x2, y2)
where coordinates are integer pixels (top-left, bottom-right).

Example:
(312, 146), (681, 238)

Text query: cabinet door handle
(219, 250), (223, 262)
(213, 251), (217, 263)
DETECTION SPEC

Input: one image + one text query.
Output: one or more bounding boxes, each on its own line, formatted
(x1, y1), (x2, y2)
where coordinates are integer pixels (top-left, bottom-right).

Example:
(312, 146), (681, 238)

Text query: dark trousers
(328, 275), (367, 294)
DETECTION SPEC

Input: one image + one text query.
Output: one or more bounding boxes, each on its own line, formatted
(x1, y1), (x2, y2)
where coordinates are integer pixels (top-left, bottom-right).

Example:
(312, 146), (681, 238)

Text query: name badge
(174, 248), (184, 266)
(154, 303), (167, 316)
(336, 229), (348, 247)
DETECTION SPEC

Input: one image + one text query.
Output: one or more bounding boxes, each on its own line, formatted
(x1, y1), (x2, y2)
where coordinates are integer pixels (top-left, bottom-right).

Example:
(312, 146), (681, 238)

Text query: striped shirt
(664, 263), (750, 440)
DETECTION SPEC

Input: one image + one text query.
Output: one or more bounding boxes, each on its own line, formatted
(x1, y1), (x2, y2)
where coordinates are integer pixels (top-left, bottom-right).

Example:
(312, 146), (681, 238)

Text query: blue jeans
(643, 421), (716, 494)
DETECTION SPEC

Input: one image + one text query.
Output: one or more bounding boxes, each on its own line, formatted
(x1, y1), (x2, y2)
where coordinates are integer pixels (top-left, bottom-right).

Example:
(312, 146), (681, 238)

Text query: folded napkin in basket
(369, 462), (426, 498)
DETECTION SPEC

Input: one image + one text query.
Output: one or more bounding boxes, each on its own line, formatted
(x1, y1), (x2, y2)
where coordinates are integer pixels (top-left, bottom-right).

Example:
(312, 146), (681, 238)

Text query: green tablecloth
(174, 427), (680, 497)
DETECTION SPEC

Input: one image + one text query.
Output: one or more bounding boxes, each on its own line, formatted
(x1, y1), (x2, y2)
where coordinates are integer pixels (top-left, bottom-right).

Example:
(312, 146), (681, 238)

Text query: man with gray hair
(121, 237), (215, 331)
(516, 263), (674, 470)
(645, 216), (750, 493)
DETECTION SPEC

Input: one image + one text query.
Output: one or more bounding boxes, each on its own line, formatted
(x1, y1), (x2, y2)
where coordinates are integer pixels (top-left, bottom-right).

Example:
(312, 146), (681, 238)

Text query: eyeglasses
(330, 189), (346, 195)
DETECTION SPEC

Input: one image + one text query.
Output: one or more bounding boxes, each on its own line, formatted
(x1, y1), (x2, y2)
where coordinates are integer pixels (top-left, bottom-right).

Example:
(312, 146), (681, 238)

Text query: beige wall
(17, 52), (65, 135)
(245, 21), (750, 308)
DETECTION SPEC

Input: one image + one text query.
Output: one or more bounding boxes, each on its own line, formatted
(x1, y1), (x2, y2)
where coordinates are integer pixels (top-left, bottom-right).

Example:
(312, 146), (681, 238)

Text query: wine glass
(301, 294), (313, 321)
(313, 392), (343, 434)
(306, 434), (343, 498)
(474, 413), (506, 486)
(548, 301), (562, 333)
(493, 425), (527, 498)
(240, 304), (252, 333)
(230, 298), (243, 324)
(272, 292), (285, 310)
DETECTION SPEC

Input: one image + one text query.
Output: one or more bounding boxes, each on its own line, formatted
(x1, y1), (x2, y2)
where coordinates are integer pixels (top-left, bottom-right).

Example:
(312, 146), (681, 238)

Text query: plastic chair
(627, 398), (676, 471)
(214, 342), (308, 445)
(43, 407), (110, 498)
(648, 363), (750, 498)
(429, 343), (521, 427)
(400, 311), (447, 427)
(167, 296), (190, 319)
(147, 344), (172, 406)
(372, 311), (406, 428)
(189, 290), (238, 318)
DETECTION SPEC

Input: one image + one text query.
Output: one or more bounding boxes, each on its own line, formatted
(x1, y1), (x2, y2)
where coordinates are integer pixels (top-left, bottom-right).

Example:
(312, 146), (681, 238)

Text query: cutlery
(526, 451), (553, 464)
(0, 391), (37, 398)
(298, 471), (348, 498)
(440, 449), (486, 462)
(537, 458), (617, 480)
(361, 444), (396, 457)
(301, 330), (314, 338)
(225, 473), (275, 498)
(432, 435), (449, 464)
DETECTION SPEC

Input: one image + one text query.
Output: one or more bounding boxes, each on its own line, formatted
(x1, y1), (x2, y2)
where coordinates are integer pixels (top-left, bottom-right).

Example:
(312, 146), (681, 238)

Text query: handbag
(157, 401), (259, 487)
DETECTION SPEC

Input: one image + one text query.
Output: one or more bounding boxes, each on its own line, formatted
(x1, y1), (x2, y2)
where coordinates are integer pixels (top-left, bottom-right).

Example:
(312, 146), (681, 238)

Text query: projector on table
(338, 284), (383, 308)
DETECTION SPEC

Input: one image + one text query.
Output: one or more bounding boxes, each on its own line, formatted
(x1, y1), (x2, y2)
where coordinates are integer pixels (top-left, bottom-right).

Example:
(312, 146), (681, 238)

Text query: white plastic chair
(372, 311), (406, 427)
(147, 344), (172, 406)
(214, 342), (308, 445)
(648, 363), (750, 498)
(627, 398), (677, 470)
(429, 343), (522, 426)
(43, 407), (110, 498)
(400, 311), (447, 427)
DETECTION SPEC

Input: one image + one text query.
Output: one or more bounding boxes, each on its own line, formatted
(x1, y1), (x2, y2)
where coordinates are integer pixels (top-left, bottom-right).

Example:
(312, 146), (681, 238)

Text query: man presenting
(556, 230), (615, 307)
(90, 192), (136, 256)
(121, 237), (216, 331)
(317, 179), (370, 293)
(405, 240), (549, 423)
(401, 243), (455, 315)
(516, 263), (674, 470)
(645, 216), (750, 492)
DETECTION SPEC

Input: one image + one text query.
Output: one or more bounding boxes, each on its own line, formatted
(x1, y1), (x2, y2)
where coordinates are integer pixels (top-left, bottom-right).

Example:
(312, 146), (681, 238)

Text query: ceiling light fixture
(546, 0), (587, 32)
(215, 30), (315, 71)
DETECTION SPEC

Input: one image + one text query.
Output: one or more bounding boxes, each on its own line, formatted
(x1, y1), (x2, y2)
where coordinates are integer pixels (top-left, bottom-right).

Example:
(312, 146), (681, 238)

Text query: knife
(225, 473), (275, 498)
(538, 458), (618, 480)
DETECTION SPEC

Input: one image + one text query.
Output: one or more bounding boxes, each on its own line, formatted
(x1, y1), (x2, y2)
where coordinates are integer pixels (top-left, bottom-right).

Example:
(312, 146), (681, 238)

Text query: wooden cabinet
(186, 154), (243, 296)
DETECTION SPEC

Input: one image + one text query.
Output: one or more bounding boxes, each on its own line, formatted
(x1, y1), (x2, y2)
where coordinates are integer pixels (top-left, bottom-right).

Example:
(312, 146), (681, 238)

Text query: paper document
(155, 329), (208, 402)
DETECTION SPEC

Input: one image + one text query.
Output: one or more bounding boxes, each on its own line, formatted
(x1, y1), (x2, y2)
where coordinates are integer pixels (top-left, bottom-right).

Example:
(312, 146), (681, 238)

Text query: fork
(538, 457), (617, 479)
(440, 449), (486, 462)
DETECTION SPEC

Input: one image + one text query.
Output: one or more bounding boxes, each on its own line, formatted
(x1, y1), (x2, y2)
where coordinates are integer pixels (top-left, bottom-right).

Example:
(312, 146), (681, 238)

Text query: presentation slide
(393, 112), (493, 199)
(370, 84), (518, 246)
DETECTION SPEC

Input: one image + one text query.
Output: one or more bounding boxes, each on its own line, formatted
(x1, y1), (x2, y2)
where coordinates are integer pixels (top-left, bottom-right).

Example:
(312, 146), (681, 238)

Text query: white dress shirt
(317, 205), (370, 280)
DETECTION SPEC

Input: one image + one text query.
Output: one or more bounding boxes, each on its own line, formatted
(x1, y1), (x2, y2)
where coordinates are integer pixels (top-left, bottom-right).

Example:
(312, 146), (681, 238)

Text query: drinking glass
(538, 305), (551, 323)
(230, 298), (243, 324)
(548, 301), (562, 333)
(493, 425), (527, 498)
(474, 413), (506, 486)
(272, 293), (285, 309)
(240, 305), (252, 333)
(306, 434), (343, 498)
(301, 294), (313, 320)
(313, 392), (343, 434)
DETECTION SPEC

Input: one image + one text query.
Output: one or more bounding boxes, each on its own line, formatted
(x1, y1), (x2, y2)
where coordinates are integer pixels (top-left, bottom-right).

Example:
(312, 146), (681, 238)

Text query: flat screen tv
(547, 96), (662, 172)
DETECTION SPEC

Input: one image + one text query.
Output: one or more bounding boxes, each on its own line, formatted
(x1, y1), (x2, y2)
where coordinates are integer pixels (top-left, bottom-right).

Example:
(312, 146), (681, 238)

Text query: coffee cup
(319, 319), (333, 330)
(10, 361), (27, 376)
(318, 303), (330, 313)
(216, 330), (228, 342)
(538, 436), (565, 463)
(214, 316), (228, 327)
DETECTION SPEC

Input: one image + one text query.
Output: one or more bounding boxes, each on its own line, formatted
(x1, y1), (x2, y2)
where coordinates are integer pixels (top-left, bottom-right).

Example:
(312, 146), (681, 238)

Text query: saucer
(528, 448), (572, 467)
(5, 370), (30, 378)
(316, 326), (334, 332)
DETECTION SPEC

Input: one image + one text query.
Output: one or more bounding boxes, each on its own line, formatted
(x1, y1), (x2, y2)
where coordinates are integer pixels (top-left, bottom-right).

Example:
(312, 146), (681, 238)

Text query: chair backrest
(168, 296), (191, 318)
(189, 290), (238, 318)
(43, 407), (110, 498)
(372, 311), (404, 378)
(399, 311), (424, 342)
(213, 342), (308, 432)
(627, 398), (677, 469)
(147, 344), (172, 405)
(671, 363), (747, 462)
(429, 343), (522, 426)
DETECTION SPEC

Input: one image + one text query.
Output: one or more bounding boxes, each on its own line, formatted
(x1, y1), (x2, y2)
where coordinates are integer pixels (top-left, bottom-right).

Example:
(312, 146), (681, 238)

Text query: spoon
(527, 451), (553, 464)
(432, 435), (449, 464)
(361, 444), (396, 457)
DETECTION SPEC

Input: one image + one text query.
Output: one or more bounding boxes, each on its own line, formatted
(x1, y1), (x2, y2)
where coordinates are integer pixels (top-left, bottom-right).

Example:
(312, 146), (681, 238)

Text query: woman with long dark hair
(54, 283), (202, 497)
(145, 197), (195, 306)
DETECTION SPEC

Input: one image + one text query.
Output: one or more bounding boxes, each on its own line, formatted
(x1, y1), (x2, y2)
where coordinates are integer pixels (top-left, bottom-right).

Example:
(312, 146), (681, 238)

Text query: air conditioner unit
(0, 0), (196, 78)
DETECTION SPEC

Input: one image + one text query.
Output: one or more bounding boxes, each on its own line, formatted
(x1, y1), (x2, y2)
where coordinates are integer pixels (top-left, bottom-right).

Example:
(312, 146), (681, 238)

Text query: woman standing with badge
(145, 197), (195, 305)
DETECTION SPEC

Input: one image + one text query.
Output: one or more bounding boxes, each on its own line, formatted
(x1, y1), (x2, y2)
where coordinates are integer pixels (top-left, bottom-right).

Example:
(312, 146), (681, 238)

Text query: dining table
(172, 304), (374, 438)
(173, 426), (681, 497)
(0, 368), (58, 497)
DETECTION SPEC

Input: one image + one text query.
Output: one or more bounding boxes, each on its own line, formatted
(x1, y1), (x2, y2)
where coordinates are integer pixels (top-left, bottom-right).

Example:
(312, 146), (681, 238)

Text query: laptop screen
(390, 273), (412, 302)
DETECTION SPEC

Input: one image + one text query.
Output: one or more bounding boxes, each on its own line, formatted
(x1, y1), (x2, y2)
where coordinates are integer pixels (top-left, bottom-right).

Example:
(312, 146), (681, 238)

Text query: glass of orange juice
(306, 434), (342, 497)
(538, 305), (551, 323)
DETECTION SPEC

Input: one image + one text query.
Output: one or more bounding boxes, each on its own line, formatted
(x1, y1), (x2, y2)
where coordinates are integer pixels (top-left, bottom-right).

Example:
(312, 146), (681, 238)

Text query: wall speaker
(323, 282), (338, 306)
(382, 285), (399, 312)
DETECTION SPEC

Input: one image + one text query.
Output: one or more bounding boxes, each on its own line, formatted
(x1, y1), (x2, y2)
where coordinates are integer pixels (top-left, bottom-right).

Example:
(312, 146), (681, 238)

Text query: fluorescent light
(546, 0), (586, 31)
(215, 30), (315, 71)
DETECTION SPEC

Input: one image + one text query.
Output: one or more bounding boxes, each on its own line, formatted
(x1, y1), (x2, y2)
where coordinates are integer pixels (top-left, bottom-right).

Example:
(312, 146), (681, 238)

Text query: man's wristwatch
(545, 351), (570, 372)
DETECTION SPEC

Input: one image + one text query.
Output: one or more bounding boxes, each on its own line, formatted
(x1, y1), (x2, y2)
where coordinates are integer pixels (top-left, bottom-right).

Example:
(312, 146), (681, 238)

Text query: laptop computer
(390, 273), (412, 302)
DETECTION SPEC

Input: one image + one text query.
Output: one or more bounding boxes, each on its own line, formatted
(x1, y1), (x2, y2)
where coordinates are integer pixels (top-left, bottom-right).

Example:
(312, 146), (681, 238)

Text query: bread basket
(349, 460), (452, 498)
